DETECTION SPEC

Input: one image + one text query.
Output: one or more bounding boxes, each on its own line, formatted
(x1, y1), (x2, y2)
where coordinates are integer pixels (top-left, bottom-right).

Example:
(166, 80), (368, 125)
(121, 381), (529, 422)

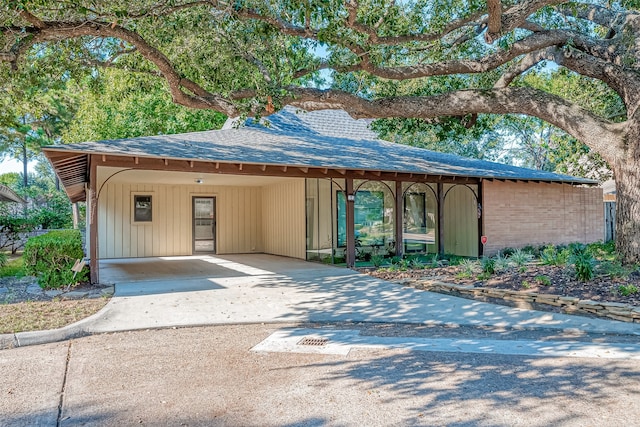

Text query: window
(133, 195), (153, 222)
(336, 190), (385, 247)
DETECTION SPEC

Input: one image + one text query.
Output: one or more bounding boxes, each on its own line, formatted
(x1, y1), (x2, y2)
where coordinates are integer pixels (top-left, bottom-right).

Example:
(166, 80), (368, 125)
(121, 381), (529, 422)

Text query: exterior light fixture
(195, 179), (204, 184)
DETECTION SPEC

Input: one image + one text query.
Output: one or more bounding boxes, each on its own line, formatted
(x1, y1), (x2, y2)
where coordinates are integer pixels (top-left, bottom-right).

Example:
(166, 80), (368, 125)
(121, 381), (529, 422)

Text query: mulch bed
(367, 264), (640, 308)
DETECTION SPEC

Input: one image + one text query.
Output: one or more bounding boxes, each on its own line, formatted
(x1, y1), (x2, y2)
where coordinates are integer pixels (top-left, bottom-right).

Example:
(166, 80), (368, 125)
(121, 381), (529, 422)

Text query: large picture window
(133, 195), (153, 222)
(337, 190), (384, 247)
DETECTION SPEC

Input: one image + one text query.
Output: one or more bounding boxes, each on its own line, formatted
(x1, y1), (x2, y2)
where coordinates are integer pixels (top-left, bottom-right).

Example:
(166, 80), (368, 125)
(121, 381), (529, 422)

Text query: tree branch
(284, 86), (625, 164)
(486, 0), (503, 41)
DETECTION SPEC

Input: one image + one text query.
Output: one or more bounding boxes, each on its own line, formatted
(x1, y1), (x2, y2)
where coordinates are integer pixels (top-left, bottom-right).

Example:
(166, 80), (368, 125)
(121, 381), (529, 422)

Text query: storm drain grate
(297, 337), (329, 347)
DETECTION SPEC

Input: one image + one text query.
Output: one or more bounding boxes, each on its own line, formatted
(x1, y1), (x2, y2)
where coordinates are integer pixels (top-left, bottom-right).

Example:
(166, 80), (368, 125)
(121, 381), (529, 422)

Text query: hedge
(23, 230), (88, 289)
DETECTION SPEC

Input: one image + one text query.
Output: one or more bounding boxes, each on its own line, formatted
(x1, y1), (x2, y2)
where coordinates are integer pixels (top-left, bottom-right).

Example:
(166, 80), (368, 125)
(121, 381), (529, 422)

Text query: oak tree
(1, 1), (639, 261)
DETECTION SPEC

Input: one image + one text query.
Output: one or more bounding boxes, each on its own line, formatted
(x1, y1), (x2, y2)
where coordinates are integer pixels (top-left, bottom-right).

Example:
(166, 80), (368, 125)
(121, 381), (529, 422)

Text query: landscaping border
(404, 279), (640, 323)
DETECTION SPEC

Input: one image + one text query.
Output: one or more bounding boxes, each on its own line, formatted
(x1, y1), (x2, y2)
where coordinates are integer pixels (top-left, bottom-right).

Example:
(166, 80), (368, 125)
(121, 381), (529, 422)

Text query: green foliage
(459, 258), (480, 276)
(63, 70), (226, 143)
(371, 254), (384, 267)
(510, 249), (534, 267)
(481, 257), (495, 275)
(0, 256), (24, 278)
(540, 245), (569, 266)
(0, 251), (6, 268)
(0, 212), (37, 253)
(569, 244), (595, 282)
(493, 254), (511, 273)
(617, 284), (639, 297)
(23, 230), (87, 289)
(534, 275), (552, 286)
(521, 281), (531, 289)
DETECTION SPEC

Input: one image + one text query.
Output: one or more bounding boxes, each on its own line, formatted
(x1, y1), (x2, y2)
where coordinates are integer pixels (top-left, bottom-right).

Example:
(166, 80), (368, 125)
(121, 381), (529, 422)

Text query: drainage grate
(297, 337), (329, 347)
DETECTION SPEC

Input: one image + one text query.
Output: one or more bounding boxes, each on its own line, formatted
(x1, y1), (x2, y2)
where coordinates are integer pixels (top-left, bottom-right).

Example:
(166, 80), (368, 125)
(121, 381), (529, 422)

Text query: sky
(0, 158), (36, 174)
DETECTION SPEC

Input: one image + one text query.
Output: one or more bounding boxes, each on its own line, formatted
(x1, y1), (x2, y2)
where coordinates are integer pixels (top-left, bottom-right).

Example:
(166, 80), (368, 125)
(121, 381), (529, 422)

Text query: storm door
(192, 197), (216, 253)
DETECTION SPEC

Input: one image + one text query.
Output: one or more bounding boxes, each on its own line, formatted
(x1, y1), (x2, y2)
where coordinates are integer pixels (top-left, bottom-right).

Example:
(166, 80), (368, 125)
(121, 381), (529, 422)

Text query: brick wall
(482, 181), (603, 255)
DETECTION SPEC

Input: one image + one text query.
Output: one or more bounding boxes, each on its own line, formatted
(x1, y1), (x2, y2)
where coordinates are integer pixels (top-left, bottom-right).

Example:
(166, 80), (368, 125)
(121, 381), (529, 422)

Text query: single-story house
(42, 108), (603, 284)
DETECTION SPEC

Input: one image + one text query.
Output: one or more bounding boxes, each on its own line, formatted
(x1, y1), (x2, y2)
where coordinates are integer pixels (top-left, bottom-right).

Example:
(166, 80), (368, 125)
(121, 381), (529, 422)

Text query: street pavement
(2, 324), (640, 426)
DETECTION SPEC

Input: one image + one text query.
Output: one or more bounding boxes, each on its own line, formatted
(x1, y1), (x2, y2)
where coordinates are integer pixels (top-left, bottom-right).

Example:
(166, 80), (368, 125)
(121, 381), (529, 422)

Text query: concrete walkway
(9, 254), (640, 347)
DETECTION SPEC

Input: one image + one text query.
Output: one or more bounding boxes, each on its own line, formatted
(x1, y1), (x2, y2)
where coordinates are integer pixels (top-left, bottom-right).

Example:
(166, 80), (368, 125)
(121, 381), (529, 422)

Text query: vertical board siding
(98, 182), (263, 258)
(482, 181), (604, 255)
(261, 180), (306, 259)
(443, 184), (479, 257)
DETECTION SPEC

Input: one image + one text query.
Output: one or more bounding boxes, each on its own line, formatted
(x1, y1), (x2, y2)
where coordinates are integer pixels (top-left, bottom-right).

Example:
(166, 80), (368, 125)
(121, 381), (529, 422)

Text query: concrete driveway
(80, 254), (640, 336)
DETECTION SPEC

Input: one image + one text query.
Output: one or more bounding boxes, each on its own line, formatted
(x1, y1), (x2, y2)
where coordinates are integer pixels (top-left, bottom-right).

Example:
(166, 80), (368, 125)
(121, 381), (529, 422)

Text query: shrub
(534, 275), (552, 286)
(23, 230), (87, 289)
(459, 258), (480, 276)
(493, 254), (511, 273)
(371, 254), (384, 267)
(481, 257), (495, 274)
(540, 245), (569, 266)
(0, 252), (7, 268)
(510, 249), (534, 267)
(617, 284), (639, 296)
(569, 244), (595, 282)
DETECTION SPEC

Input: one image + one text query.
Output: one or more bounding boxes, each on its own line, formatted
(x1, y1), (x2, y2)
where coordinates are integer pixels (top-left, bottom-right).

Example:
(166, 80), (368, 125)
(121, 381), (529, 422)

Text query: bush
(540, 245), (569, 266)
(481, 257), (495, 274)
(569, 244), (595, 282)
(23, 230), (87, 289)
(0, 252), (7, 268)
(617, 284), (639, 296)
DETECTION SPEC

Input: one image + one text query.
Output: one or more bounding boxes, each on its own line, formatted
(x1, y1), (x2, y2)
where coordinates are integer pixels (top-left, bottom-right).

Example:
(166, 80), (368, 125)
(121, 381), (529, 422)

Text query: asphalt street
(2, 323), (640, 426)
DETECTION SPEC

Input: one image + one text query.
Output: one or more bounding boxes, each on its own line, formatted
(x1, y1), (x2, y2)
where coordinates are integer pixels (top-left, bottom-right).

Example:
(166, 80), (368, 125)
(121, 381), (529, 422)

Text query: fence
(604, 202), (616, 242)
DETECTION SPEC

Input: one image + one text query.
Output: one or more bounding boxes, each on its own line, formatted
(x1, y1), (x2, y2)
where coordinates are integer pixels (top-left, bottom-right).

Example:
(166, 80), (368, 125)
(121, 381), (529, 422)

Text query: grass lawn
(1, 253), (109, 334)
(0, 299), (109, 334)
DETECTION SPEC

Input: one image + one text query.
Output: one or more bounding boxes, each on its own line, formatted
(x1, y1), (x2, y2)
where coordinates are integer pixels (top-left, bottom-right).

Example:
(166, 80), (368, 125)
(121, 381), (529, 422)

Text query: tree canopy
(2, 0), (640, 261)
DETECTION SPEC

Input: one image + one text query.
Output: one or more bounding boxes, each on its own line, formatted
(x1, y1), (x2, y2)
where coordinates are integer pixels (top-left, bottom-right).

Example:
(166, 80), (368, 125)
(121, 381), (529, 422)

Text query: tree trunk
(614, 160), (640, 264)
(22, 142), (27, 188)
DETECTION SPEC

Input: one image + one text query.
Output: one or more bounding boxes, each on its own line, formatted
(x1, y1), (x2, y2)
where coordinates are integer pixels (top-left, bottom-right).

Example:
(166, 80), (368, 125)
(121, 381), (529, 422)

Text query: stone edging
(404, 279), (640, 323)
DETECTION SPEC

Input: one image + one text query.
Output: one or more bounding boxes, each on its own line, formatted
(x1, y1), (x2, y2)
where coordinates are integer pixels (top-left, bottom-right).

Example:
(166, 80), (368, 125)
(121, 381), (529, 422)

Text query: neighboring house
(0, 184), (25, 204)
(42, 108), (603, 284)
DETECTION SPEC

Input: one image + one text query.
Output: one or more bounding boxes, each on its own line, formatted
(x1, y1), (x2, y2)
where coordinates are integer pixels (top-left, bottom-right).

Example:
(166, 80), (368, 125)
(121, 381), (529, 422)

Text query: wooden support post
(395, 181), (403, 258)
(437, 182), (445, 256)
(346, 178), (356, 267)
(89, 156), (99, 284)
(477, 180), (484, 258)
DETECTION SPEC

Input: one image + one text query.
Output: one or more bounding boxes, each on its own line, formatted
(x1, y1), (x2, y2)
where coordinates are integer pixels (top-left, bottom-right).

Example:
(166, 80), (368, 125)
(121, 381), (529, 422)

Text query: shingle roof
(43, 107), (595, 200)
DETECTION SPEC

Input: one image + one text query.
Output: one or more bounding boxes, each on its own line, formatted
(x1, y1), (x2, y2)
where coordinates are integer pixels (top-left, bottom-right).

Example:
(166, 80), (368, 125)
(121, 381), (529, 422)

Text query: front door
(192, 197), (216, 253)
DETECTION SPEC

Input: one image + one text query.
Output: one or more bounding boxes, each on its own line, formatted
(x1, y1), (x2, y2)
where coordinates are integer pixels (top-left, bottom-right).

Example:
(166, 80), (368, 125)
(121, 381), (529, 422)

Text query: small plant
(481, 257), (495, 274)
(389, 256), (402, 265)
(540, 245), (569, 266)
(0, 252), (7, 268)
(409, 258), (424, 269)
(534, 275), (552, 286)
(521, 281), (531, 289)
(477, 272), (491, 281)
(569, 244), (595, 282)
(459, 259), (480, 275)
(398, 258), (411, 270)
(617, 284), (639, 296)
(510, 249), (534, 267)
(371, 254), (384, 268)
(499, 247), (516, 257)
(426, 254), (441, 269)
(493, 254), (511, 273)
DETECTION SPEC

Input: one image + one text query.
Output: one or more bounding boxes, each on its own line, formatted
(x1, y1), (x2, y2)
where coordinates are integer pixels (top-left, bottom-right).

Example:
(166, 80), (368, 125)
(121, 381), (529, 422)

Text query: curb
(406, 279), (640, 324)
(0, 303), (114, 350)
